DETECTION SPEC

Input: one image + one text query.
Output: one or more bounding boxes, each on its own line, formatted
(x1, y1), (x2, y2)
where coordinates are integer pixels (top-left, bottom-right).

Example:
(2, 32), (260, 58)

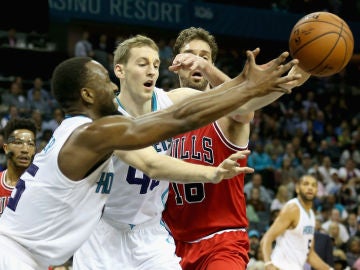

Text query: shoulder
(280, 200), (300, 222)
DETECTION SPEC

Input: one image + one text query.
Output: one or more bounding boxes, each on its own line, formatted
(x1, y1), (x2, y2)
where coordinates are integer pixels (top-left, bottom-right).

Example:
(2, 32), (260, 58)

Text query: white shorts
(73, 218), (181, 270)
(0, 235), (47, 270)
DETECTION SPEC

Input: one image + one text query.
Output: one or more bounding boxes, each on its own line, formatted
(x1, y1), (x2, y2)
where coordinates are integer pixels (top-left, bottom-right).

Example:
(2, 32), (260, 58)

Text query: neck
(298, 196), (313, 211)
(117, 92), (153, 117)
(5, 165), (26, 187)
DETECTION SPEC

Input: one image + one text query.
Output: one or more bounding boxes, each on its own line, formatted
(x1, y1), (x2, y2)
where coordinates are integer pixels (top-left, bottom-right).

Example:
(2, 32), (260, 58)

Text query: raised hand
(211, 150), (254, 183)
(234, 50), (302, 98)
(280, 65), (311, 91)
(169, 53), (209, 73)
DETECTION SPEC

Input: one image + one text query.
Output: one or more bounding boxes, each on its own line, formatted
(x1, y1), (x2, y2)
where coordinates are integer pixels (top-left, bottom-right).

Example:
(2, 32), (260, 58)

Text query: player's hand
(211, 150), (254, 183)
(238, 50), (301, 96)
(169, 53), (209, 73)
(280, 65), (311, 91)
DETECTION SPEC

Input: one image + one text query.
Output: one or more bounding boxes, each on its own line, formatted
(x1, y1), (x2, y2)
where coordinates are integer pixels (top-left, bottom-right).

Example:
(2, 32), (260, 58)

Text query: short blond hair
(113, 35), (159, 66)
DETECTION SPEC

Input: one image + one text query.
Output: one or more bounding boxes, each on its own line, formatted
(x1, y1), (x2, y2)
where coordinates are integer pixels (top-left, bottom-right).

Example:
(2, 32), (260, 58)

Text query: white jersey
(271, 198), (315, 270)
(103, 87), (174, 228)
(73, 88), (181, 270)
(0, 116), (114, 268)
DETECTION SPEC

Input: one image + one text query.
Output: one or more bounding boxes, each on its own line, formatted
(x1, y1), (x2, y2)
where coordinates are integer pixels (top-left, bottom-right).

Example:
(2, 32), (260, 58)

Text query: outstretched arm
(168, 49), (308, 118)
(115, 148), (253, 183)
(61, 50), (300, 180)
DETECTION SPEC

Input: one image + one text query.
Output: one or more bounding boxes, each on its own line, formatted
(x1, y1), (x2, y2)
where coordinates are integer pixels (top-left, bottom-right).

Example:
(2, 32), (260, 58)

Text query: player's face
(117, 46), (160, 103)
(5, 129), (36, 168)
(88, 60), (119, 117)
(296, 175), (318, 203)
(178, 39), (212, 91)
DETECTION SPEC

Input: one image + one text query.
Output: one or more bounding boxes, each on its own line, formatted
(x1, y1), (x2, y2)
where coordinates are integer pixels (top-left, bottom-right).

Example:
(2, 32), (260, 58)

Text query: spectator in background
(327, 222), (346, 250)
(247, 186), (267, 212)
(339, 141), (360, 167)
(274, 156), (297, 195)
(338, 158), (360, 183)
(346, 236), (360, 270)
(294, 152), (313, 179)
(244, 173), (273, 206)
(27, 78), (53, 107)
(322, 208), (350, 244)
(74, 30), (94, 57)
(43, 108), (65, 132)
(29, 88), (53, 121)
(1, 81), (30, 117)
(93, 33), (113, 71)
(317, 155), (338, 186)
(302, 90), (319, 112)
(270, 184), (289, 211)
(0, 105), (19, 128)
(247, 142), (276, 190)
(345, 213), (359, 238)
(0, 28), (17, 47)
(247, 229), (261, 262)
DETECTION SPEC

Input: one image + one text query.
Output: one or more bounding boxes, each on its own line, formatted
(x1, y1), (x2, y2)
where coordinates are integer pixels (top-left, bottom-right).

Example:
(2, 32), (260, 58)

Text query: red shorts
(175, 230), (250, 270)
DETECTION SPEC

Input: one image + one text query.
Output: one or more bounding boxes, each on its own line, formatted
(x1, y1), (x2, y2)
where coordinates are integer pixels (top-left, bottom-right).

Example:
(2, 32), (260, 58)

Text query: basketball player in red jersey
(0, 117), (36, 216)
(162, 27), (310, 270)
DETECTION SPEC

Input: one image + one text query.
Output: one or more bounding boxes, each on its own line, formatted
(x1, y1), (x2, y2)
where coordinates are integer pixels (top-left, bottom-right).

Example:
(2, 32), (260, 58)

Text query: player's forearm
(230, 92), (284, 115)
(260, 238), (274, 264)
(124, 81), (255, 149)
(143, 155), (216, 183)
(203, 63), (231, 87)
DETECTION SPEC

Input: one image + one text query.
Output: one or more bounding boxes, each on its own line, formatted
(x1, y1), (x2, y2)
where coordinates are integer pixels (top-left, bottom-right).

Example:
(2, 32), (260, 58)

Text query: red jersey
(162, 122), (248, 242)
(0, 170), (12, 216)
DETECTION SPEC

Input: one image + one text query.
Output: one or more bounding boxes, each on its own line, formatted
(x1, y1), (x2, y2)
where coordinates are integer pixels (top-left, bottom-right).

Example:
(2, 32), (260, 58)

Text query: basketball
(289, 11), (354, 77)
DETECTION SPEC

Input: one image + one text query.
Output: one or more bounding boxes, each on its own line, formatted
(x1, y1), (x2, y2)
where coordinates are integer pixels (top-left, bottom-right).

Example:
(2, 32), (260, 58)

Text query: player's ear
(114, 64), (125, 79)
(80, 87), (95, 105)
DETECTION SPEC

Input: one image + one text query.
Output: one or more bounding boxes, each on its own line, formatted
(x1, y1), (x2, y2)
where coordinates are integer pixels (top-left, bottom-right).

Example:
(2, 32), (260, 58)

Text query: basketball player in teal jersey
(261, 175), (334, 270)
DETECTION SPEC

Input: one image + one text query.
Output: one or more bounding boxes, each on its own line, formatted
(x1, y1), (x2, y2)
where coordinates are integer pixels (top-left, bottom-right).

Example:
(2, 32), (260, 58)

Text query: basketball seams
(291, 32), (340, 56)
(294, 20), (344, 31)
(308, 33), (341, 74)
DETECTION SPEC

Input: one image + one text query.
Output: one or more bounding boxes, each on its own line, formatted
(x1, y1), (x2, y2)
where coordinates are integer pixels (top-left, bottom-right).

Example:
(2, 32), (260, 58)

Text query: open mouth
(192, 71), (203, 79)
(144, 81), (153, 88)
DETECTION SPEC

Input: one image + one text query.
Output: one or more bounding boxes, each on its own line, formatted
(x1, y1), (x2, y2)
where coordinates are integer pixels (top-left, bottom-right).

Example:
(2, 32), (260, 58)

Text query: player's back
(0, 116), (114, 266)
(163, 122), (248, 242)
(103, 88), (174, 228)
(271, 198), (315, 270)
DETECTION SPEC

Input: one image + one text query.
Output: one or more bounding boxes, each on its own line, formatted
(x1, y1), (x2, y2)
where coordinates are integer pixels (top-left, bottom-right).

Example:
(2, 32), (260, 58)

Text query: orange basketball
(289, 11), (354, 77)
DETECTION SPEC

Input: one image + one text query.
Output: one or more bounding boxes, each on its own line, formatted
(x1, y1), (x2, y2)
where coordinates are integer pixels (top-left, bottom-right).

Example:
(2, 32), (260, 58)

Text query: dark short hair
(173, 27), (218, 62)
(51, 57), (92, 110)
(4, 117), (37, 140)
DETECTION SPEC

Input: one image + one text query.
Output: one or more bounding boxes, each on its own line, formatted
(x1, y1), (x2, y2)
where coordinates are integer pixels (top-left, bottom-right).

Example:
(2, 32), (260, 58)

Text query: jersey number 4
(126, 166), (159, 194)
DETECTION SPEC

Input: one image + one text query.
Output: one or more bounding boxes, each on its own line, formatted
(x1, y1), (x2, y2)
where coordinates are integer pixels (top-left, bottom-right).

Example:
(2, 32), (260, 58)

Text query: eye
(14, 140), (23, 145)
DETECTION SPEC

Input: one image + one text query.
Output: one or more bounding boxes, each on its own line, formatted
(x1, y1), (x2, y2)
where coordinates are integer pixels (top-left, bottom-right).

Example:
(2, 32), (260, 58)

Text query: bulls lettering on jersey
(163, 122), (248, 242)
